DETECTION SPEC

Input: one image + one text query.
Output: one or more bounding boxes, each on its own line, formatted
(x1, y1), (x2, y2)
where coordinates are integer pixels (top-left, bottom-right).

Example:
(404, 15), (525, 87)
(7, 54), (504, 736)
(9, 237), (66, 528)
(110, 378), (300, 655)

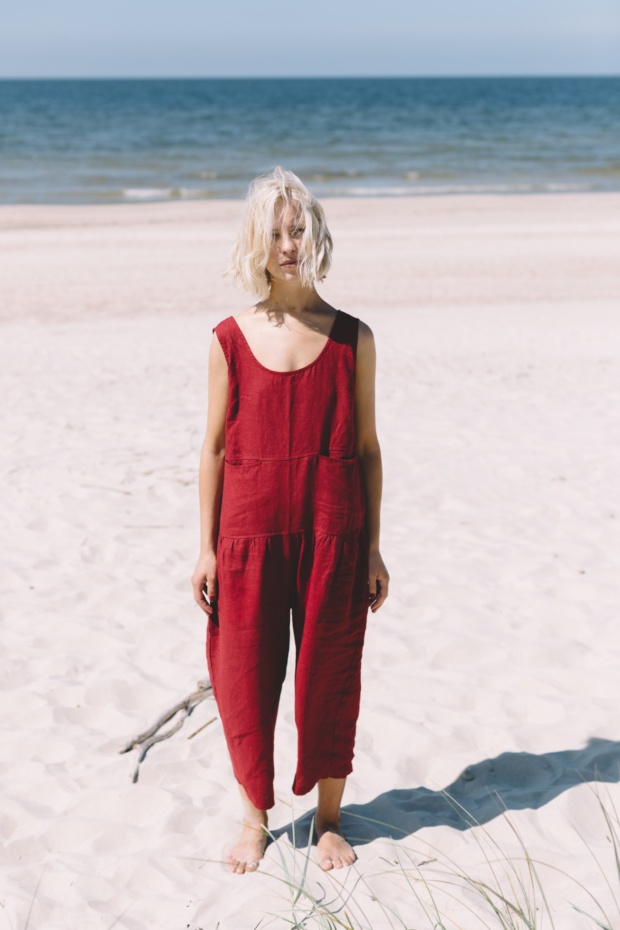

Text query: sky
(0, 0), (618, 78)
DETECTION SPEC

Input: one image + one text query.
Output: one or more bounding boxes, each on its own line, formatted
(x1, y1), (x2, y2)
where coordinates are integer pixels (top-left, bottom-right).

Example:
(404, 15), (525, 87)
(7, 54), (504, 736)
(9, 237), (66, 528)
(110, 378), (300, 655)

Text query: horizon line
(1, 73), (619, 81)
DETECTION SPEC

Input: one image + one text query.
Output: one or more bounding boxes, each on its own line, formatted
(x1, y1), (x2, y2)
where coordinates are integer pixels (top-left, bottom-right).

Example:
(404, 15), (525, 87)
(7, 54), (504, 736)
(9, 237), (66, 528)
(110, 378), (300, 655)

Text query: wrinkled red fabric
(206, 309), (369, 811)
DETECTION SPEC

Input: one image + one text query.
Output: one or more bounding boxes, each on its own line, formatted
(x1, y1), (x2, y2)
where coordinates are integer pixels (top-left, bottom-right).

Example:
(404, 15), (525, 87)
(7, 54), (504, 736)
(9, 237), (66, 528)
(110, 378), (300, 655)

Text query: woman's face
(265, 201), (306, 284)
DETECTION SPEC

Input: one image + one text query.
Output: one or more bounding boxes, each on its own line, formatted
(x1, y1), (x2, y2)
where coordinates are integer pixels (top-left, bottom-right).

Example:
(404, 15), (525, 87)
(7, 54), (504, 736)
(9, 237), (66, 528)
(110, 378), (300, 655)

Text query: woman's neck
(263, 280), (325, 317)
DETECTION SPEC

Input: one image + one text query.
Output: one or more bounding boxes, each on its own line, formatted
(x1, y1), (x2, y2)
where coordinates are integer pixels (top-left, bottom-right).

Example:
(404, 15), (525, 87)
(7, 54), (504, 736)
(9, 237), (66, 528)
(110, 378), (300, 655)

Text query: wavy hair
(225, 166), (333, 299)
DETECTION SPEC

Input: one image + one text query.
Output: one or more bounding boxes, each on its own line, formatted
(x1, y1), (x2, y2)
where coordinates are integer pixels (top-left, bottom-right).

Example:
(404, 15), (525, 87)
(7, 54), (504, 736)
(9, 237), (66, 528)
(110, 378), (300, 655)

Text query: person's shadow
(271, 737), (620, 848)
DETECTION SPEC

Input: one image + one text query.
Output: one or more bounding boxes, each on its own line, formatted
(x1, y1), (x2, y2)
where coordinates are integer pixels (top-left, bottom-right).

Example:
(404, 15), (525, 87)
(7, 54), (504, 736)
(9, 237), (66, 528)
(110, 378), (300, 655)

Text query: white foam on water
(123, 187), (175, 200)
(332, 186), (419, 196)
(324, 181), (593, 197)
(122, 186), (213, 201)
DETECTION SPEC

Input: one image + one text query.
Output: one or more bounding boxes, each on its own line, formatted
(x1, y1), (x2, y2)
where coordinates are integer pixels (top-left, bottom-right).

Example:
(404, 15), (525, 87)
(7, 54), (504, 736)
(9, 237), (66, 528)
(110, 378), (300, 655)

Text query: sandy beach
(1, 192), (620, 929)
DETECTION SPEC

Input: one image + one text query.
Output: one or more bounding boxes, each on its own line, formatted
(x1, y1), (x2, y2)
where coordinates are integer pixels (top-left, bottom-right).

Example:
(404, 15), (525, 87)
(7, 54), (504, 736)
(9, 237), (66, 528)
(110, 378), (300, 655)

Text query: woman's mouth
(281, 260), (298, 267)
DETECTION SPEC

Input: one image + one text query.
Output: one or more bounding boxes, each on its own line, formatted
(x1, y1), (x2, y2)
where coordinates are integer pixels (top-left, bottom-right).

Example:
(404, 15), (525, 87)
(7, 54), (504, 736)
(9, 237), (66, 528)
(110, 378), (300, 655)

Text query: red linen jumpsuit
(206, 308), (369, 811)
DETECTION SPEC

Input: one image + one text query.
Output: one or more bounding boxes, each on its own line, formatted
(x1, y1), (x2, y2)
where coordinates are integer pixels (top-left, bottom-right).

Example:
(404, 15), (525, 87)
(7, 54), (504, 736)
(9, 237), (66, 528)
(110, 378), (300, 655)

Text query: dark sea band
(0, 76), (619, 204)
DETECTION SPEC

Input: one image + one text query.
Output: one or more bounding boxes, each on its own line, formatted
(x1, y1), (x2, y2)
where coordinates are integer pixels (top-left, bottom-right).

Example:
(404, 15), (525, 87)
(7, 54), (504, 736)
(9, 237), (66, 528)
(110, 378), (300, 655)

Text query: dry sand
(1, 193), (620, 928)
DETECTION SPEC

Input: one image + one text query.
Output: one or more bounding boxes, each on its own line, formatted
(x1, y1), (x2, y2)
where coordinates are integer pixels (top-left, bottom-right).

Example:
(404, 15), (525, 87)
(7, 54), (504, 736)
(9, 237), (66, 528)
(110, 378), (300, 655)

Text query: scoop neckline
(230, 309), (341, 375)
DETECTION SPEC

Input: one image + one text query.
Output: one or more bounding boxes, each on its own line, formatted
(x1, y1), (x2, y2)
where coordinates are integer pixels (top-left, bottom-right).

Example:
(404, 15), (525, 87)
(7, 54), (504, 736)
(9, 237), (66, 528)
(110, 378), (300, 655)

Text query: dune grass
(258, 783), (620, 930)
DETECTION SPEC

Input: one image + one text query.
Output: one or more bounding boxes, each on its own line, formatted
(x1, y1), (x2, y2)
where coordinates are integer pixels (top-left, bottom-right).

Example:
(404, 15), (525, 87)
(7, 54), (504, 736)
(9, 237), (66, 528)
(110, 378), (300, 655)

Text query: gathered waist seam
(218, 527), (365, 541)
(225, 450), (356, 465)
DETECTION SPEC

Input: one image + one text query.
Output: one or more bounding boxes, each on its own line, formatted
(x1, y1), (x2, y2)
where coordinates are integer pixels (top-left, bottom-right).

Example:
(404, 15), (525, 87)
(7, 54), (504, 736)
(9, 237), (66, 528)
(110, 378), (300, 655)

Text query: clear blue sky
(1, 0), (618, 77)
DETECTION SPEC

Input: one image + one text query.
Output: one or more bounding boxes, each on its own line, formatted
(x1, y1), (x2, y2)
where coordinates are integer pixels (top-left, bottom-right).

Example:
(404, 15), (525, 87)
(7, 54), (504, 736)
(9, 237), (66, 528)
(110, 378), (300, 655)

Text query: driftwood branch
(120, 678), (215, 783)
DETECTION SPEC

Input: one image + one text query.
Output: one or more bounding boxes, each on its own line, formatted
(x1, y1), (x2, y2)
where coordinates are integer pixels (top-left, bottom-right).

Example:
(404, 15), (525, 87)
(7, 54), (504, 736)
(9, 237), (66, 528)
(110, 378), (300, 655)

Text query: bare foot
(226, 819), (268, 874)
(315, 820), (357, 871)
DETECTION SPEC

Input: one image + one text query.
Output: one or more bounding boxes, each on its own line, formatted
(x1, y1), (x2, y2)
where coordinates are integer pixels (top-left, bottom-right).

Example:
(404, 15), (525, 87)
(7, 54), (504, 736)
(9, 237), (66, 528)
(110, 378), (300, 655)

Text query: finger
(205, 574), (218, 601)
(202, 584), (218, 615)
(201, 595), (215, 615)
(371, 583), (389, 611)
(192, 582), (212, 614)
(194, 591), (213, 614)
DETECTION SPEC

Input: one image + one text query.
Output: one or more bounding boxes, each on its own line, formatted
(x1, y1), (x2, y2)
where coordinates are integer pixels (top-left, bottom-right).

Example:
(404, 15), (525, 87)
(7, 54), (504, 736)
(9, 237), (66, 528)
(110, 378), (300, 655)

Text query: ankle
(242, 813), (268, 828)
(315, 814), (341, 832)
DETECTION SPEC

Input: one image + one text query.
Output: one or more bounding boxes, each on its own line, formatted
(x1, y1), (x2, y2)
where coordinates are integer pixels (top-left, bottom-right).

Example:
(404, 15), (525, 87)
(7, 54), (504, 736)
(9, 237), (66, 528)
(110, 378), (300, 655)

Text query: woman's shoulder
(211, 306), (262, 363)
(339, 310), (374, 342)
(356, 317), (374, 340)
(212, 308), (250, 333)
(231, 304), (260, 321)
(349, 316), (375, 366)
(214, 305), (262, 334)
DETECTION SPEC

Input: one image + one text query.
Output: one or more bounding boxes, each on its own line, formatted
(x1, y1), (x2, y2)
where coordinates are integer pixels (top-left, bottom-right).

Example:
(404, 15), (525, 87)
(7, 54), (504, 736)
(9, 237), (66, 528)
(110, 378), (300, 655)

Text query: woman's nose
(280, 231), (295, 251)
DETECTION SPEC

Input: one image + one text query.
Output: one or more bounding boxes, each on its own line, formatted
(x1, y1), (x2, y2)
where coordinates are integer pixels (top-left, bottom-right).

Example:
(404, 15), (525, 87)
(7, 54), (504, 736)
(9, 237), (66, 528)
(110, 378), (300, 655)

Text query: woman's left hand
(368, 549), (389, 613)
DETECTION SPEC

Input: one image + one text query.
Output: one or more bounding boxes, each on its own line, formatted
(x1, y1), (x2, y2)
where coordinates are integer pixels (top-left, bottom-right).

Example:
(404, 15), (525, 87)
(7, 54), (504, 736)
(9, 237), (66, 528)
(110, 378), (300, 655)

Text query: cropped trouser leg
(291, 527), (370, 797)
(207, 535), (292, 811)
(206, 528), (369, 812)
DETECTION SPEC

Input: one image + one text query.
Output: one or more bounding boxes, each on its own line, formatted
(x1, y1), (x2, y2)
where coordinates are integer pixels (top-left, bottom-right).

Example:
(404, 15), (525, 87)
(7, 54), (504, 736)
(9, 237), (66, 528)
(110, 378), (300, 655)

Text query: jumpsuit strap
(212, 317), (235, 366)
(332, 309), (360, 357)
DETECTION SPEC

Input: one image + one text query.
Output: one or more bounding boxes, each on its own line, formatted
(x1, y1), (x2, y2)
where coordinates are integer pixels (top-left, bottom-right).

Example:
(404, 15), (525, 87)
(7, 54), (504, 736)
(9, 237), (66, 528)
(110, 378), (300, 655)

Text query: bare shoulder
(210, 328), (227, 362)
(229, 305), (259, 323)
(357, 319), (374, 342)
(210, 315), (232, 367)
(356, 319), (376, 359)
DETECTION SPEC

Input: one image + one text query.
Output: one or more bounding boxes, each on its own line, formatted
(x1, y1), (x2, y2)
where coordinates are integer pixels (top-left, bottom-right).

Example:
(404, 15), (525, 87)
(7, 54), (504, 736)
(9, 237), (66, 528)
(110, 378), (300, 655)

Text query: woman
(192, 166), (389, 875)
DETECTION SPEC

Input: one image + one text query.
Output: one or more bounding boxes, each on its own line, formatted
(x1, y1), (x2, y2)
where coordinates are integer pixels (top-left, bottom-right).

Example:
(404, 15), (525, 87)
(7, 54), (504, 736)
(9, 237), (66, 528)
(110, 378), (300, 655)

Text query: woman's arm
(355, 321), (390, 613)
(191, 331), (228, 615)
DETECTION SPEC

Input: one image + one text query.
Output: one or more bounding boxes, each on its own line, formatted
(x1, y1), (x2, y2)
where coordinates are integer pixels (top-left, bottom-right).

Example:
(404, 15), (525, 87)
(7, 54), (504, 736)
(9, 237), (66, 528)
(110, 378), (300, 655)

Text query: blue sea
(0, 77), (619, 204)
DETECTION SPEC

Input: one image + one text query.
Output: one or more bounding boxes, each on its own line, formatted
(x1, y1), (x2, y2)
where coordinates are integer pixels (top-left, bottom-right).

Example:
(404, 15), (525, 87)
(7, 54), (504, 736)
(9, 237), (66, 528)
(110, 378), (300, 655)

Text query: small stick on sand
(187, 716), (218, 740)
(120, 678), (214, 782)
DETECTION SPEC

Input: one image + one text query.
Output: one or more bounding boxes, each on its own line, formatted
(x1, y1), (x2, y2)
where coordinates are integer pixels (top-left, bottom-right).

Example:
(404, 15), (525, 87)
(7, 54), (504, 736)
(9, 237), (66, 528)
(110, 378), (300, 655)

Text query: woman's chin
(273, 268), (300, 281)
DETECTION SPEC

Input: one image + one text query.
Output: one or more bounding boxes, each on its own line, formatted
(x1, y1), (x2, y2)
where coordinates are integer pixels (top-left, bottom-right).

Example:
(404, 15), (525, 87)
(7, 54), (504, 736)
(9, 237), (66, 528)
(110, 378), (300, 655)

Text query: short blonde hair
(225, 166), (333, 299)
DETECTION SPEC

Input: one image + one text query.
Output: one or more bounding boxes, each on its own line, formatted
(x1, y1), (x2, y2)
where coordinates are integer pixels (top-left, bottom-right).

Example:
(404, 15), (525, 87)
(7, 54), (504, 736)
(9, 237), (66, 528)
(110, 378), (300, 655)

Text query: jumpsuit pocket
(220, 458), (287, 535)
(314, 454), (365, 536)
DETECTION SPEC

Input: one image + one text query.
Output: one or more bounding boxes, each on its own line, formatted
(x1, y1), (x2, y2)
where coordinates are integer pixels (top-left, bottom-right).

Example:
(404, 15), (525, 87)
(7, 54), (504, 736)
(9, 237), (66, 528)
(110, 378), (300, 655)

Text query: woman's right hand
(192, 550), (217, 616)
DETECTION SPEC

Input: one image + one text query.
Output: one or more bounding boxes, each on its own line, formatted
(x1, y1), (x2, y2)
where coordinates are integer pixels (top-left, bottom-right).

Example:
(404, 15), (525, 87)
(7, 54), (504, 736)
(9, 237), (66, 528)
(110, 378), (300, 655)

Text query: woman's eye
(293, 228), (305, 237)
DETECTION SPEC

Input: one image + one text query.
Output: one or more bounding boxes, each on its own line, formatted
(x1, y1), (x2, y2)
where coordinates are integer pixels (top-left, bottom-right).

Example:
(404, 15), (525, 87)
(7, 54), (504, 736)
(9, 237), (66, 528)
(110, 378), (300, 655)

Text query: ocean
(0, 77), (619, 204)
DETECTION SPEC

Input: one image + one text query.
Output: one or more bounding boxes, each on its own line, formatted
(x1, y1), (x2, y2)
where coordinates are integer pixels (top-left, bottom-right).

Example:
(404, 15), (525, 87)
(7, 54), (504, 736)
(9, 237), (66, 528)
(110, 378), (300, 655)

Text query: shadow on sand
(270, 737), (620, 849)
